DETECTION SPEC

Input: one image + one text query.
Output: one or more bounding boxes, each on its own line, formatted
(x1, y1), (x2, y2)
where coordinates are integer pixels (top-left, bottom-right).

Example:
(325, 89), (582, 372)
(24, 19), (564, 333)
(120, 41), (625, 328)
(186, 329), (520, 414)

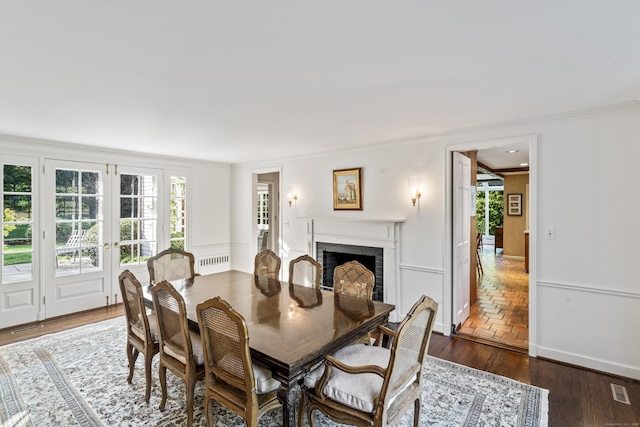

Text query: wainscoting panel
(536, 281), (640, 380)
(399, 264), (445, 333)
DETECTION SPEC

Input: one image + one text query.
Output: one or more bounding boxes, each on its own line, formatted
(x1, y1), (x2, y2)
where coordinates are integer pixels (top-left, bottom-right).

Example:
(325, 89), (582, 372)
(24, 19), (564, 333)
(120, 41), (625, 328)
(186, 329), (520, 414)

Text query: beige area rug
(0, 317), (548, 426)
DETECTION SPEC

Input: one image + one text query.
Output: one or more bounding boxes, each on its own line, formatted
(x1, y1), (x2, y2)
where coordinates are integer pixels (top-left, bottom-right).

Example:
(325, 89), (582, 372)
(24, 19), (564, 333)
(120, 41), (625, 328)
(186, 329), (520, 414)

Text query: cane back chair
(118, 270), (159, 403)
(333, 260), (375, 300)
(197, 297), (281, 427)
(303, 295), (438, 427)
(151, 281), (205, 427)
(147, 248), (197, 285)
(288, 254), (322, 288)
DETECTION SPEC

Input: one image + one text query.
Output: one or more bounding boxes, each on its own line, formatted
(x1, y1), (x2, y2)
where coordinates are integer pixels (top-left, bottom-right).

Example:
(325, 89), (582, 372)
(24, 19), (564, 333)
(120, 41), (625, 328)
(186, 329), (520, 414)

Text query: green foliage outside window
(476, 190), (504, 235)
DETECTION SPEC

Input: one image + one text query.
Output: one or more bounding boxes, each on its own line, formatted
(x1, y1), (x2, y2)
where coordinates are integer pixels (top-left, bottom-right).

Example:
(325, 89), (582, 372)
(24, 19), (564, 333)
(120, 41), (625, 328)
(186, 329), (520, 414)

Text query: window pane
(170, 176), (186, 250)
(120, 219), (139, 241)
(82, 196), (100, 220)
(3, 165), (32, 192)
(56, 196), (79, 220)
(56, 170), (79, 194)
(140, 219), (156, 241)
(4, 195), (32, 221)
(120, 174), (138, 195)
(81, 171), (99, 194)
(141, 197), (156, 218)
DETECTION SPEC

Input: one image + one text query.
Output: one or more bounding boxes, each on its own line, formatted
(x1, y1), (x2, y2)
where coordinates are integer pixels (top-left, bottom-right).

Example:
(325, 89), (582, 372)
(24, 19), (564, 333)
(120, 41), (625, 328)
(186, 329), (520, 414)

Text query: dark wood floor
(1, 305), (639, 426)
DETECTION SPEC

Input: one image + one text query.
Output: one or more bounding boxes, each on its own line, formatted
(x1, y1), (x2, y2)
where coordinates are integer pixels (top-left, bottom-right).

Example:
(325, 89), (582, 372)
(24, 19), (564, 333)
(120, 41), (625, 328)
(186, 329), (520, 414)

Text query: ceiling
(1, 1), (639, 165)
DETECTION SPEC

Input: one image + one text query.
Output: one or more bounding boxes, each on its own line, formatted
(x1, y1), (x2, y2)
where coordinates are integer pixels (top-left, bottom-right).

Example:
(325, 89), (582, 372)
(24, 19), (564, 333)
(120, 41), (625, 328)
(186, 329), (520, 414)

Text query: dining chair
(147, 248), (197, 285)
(118, 269), (159, 403)
(196, 296), (281, 427)
(151, 281), (205, 427)
(253, 249), (281, 280)
(476, 232), (484, 276)
(288, 254), (321, 288)
(333, 260), (375, 300)
(303, 295), (438, 427)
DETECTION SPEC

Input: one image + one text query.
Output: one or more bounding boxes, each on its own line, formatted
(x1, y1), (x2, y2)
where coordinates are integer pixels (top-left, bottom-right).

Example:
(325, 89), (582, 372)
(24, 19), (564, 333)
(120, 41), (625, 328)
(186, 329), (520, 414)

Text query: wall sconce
(288, 192), (298, 207)
(408, 177), (421, 207)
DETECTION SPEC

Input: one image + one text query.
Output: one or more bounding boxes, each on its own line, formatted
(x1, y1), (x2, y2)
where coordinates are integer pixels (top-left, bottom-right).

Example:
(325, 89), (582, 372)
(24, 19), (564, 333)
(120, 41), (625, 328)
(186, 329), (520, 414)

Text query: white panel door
(44, 160), (113, 317)
(1, 156), (40, 328)
(453, 151), (471, 328)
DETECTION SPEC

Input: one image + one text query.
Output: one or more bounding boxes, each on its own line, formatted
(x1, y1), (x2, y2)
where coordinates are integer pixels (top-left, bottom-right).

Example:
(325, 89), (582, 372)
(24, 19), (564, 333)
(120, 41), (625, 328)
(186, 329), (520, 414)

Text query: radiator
(196, 254), (230, 275)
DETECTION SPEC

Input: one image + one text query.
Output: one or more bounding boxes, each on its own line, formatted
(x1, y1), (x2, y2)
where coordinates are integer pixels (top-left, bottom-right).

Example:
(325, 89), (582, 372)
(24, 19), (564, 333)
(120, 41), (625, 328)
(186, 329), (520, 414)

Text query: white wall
(230, 101), (640, 379)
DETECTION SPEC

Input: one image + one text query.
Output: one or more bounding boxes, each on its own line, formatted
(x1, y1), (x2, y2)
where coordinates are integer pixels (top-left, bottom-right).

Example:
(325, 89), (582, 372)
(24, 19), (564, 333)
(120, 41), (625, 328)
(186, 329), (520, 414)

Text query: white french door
(453, 151), (471, 328)
(44, 160), (162, 317)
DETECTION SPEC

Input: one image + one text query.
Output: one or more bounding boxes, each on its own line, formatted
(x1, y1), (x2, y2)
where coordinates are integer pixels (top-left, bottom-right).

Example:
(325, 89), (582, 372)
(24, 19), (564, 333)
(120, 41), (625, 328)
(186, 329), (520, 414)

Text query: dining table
(141, 269), (395, 427)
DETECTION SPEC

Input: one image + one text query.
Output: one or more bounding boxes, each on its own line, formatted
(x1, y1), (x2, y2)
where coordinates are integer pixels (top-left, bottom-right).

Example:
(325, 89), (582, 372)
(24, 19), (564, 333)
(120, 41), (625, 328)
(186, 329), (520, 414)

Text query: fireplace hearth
(316, 242), (384, 302)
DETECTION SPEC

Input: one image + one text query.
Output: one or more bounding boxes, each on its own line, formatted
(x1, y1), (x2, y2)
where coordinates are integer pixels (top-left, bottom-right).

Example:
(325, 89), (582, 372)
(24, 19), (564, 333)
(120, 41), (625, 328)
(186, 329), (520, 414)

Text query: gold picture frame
(333, 168), (362, 210)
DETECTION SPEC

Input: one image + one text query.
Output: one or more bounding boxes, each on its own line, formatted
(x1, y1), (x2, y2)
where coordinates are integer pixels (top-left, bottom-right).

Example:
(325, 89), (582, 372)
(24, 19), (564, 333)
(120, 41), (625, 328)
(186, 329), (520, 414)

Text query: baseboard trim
(537, 345), (640, 381)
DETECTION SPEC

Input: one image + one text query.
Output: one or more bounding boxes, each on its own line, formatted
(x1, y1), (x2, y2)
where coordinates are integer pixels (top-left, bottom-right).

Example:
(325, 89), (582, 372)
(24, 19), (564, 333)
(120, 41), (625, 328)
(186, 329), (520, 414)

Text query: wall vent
(197, 254), (230, 275)
(11, 324), (44, 335)
(610, 383), (631, 405)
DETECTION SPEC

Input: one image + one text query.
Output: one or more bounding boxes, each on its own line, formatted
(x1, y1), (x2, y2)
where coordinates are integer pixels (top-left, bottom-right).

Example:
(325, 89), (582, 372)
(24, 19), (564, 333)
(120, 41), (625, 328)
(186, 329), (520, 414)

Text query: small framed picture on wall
(507, 193), (522, 216)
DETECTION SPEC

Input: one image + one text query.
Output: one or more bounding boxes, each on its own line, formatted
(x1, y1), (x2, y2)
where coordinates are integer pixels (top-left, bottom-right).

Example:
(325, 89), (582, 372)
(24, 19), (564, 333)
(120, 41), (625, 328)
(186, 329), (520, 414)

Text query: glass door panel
(45, 160), (111, 318)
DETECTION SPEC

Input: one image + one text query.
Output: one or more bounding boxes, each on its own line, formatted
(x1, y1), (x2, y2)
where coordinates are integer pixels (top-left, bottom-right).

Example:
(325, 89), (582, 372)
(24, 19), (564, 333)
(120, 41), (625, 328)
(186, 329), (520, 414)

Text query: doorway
(253, 169), (281, 275)
(446, 135), (537, 355)
(44, 160), (163, 318)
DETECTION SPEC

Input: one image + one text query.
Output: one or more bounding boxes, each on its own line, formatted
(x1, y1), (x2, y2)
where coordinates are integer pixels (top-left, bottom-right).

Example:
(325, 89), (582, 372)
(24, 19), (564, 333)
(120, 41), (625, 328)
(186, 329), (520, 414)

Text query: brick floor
(460, 244), (529, 349)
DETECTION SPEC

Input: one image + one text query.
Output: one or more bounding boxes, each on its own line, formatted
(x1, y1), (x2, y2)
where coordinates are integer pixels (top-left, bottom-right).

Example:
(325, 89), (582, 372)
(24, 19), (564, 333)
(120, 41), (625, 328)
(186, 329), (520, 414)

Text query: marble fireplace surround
(306, 218), (404, 317)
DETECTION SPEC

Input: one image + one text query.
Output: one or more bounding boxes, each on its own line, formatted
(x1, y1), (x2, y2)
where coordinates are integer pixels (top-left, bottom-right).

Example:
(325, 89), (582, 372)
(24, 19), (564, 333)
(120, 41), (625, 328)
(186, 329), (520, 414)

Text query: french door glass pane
(119, 173), (157, 266)
(2, 164), (33, 283)
(55, 167), (103, 276)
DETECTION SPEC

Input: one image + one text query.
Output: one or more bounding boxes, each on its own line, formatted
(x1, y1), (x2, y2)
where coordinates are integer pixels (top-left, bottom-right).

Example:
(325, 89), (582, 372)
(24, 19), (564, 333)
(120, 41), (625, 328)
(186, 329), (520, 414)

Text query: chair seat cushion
(218, 354), (281, 394)
(305, 344), (390, 413)
(253, 361), (280, 394)
(163, 330), (204, 365)
(131, 312), (158, 343)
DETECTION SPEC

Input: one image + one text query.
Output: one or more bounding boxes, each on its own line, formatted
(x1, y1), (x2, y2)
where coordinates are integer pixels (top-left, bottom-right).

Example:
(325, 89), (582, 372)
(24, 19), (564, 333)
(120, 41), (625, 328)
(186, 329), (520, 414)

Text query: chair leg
(186, 377), (195, 427)
(126, 343), (138, 384)
(204, 396), (213, 427)
(413, 397), (420, 427)
(144, 351), (154, 403)
(159, 364), (168, 411)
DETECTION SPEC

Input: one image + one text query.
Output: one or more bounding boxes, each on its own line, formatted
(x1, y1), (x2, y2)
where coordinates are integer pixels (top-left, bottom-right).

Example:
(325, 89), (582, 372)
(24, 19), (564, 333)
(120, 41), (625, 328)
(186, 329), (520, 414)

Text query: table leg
(277, 382), (302, 427)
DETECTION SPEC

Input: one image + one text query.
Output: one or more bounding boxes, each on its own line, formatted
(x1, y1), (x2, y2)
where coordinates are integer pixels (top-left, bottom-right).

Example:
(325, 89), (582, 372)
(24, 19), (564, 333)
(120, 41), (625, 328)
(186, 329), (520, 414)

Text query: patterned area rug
(0, 318), (548, 426)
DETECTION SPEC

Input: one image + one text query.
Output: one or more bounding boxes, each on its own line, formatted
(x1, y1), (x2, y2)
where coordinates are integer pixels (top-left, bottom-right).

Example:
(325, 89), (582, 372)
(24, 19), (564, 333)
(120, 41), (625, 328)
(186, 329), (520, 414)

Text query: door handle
(113, 242), (119, 248)
(104, 243), (110, 249)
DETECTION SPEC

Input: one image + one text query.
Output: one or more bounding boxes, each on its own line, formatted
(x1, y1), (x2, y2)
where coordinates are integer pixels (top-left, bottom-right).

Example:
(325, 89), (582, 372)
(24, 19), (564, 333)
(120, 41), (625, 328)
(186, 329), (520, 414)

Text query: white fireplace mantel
(306, 218), (404, 320)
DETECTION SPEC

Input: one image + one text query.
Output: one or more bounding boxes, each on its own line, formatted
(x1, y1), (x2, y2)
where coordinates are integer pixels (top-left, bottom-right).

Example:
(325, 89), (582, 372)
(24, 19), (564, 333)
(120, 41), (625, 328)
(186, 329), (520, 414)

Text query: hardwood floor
(1, 305), (639, 426)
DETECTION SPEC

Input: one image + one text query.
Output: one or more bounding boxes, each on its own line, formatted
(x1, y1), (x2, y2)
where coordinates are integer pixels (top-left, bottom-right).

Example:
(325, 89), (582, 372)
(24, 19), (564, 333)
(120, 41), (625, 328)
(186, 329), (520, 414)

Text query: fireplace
(316, 242), (384, 302)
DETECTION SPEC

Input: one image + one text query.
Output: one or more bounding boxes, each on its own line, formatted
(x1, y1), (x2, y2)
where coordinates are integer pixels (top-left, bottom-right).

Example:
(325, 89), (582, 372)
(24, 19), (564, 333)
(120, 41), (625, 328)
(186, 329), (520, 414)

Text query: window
(257, 184), (269, 228)
(476, 183), (504, 236)
(2, 164), (33, 283)
(170, 176), (186, 250)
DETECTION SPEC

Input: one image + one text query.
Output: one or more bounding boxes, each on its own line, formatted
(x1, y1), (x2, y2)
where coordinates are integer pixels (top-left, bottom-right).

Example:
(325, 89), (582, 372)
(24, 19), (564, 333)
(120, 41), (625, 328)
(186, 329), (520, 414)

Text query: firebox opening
(316, 242), (384, 302)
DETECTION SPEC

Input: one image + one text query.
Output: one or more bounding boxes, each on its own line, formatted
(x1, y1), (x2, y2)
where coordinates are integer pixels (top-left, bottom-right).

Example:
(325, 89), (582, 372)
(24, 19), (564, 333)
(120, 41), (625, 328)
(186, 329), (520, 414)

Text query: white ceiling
(1, 1), (639, 164)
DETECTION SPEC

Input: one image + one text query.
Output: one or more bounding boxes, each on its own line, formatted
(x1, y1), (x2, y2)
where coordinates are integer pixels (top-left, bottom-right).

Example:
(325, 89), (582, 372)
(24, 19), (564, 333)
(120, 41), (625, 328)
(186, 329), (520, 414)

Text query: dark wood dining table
(141, 269), (395, 427)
